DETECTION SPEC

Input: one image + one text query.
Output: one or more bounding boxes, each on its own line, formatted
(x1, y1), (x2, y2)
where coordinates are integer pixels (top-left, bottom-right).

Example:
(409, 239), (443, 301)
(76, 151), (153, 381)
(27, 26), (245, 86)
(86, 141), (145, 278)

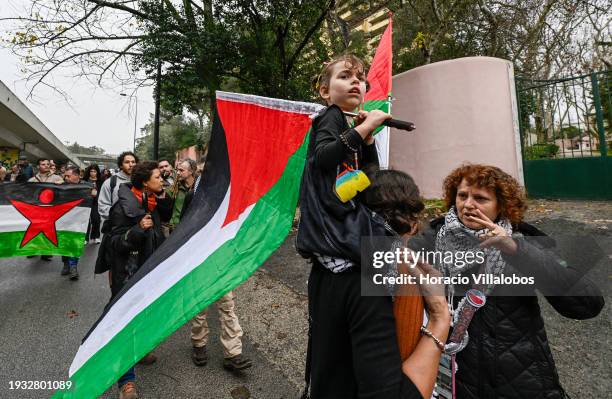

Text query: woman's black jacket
(409, 217), (604, 399)
(108, 183), (172, 297)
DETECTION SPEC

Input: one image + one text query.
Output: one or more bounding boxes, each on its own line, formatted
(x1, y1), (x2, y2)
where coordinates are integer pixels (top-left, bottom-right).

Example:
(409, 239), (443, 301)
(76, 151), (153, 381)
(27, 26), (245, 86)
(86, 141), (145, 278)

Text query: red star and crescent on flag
(10, 188), (83, 248)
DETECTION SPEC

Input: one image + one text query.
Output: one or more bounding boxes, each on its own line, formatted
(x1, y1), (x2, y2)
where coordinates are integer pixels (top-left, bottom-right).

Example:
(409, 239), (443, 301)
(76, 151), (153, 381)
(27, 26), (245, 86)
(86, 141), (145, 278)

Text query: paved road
(1, 199), (610, 398)
(0, 246), (300, 399)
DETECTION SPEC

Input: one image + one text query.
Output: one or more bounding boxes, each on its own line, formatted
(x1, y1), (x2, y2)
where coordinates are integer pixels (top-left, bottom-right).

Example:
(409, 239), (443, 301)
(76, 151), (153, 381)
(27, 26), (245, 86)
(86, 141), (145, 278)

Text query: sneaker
(192, 346), (208, 366)
(137, 353), (157, 365)
(69, 265), (79, 281)
(94, 238), (101, 244)
(61, 263), (70, 276)
(118, 381), (138, 399)
(41, 255), (52, 261)
(223, 354), (252, 371)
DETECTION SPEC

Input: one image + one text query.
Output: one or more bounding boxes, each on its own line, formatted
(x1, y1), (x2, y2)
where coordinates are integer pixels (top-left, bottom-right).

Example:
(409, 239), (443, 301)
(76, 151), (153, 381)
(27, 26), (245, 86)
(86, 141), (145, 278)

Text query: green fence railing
(516, 70), (612, 199)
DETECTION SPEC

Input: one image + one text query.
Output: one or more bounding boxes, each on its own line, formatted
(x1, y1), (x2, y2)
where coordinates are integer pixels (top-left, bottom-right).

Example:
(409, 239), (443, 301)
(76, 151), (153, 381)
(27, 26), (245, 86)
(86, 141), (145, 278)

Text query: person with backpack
(98, 151), (138, 223)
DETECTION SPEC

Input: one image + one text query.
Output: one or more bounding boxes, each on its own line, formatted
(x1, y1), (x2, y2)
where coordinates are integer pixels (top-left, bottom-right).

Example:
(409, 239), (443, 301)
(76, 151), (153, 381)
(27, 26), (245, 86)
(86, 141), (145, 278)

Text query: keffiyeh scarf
(435, 206), (513, 295)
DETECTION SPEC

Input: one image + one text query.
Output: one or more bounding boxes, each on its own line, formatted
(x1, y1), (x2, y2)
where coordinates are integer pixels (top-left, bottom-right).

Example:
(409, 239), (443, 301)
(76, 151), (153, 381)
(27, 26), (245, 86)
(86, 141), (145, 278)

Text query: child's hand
(354, 110), (391, 141)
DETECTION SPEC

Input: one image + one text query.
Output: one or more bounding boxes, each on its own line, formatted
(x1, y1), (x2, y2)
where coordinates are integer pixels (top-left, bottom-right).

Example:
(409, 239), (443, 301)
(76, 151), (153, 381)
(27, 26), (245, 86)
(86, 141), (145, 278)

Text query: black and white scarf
(434, 206), (513, 295)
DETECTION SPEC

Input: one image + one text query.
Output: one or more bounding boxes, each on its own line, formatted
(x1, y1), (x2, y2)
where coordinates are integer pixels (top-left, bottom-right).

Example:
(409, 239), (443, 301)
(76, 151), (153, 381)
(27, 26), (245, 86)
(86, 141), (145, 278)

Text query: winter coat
(296, 104), (388, 264)
(107, 183), (172, 297)
(167, 180), (193, 227)
(409, 217), (604, 399)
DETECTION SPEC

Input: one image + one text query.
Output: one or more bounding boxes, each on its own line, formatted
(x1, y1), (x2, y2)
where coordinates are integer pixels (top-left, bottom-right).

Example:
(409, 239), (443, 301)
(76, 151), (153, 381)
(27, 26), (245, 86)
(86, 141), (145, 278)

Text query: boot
(223, 354), (252, 371)
(118, 381), (138, 399)
(192, 346), (208, 366)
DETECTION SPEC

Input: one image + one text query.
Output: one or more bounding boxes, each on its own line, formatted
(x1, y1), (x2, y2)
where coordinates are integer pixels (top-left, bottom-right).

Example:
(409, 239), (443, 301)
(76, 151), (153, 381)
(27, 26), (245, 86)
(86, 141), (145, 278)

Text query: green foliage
(524, 143), (559, 160)
(66, 142), (107, 155)
(135, 112), (201, 162)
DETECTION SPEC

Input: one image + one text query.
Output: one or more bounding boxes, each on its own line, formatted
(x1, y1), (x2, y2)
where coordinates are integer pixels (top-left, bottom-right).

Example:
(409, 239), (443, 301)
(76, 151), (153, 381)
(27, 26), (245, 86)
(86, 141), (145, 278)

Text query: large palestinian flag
(0, 183), (92, 258)
(364, 16), (393, 168)
(54, 91), (323, 398)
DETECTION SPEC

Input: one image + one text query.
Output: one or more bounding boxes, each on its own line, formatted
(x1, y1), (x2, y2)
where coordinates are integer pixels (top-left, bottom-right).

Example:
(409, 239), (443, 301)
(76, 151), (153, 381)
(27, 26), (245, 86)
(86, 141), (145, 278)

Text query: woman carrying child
(297, 54), (450, 399)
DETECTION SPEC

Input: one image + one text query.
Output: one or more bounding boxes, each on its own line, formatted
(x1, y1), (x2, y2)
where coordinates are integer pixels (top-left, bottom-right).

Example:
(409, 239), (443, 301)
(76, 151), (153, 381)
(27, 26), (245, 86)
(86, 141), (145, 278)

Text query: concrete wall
(388, 57), (523, 199)
(0, 80), (83, 167)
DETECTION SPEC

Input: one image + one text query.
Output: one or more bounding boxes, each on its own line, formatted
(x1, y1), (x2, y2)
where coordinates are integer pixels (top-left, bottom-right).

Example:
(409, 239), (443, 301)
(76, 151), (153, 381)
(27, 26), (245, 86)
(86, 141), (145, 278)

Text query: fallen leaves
(66, 310), (79, 319)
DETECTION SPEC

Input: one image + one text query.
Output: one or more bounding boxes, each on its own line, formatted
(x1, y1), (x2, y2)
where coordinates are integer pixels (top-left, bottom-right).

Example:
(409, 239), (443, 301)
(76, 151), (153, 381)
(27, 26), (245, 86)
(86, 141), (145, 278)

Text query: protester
(168, 159), (196, 231)
(16, 155), (33, 182)
(0, 164), (6, 183)
(158, 159), (175, 189)
(83, 164), (102, 244)
(49, 160), (57, 176)
(359, 169), (452, 398)
(408, 164), (604, 399)
(98, 151), (138, 223)
(28, 158), (63, 184)
(107, 161), (172, 399)
(168, 157), (253, 371)
(7, 163), (19, 182)
(26, 158), (63, 261)
(296, 55), (433, 398)
(102, 168), (112, 181)
(60, 166), (84, 280)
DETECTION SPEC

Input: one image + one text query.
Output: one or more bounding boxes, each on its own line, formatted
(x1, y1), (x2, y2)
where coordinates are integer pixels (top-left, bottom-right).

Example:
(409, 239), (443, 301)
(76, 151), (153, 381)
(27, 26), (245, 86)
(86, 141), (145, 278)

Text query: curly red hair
(443, 164), (527, 224)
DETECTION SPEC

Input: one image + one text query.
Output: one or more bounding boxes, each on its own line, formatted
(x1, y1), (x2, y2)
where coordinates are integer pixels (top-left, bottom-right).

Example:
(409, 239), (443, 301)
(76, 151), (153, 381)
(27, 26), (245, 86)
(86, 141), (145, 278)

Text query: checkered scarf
(435, 206), (512, 294)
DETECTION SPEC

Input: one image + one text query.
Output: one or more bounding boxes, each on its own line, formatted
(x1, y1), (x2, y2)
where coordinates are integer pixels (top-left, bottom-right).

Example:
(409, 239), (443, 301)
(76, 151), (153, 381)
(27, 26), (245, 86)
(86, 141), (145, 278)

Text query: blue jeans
(61, 256), (79, 267)
(117, 367), (135, 387)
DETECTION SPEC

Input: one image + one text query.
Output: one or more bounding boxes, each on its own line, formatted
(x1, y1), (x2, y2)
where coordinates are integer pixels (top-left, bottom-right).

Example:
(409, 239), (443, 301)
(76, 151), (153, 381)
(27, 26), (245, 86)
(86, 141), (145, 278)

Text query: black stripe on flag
(82, 108), (230, 342)
(0, 183), (93, 207)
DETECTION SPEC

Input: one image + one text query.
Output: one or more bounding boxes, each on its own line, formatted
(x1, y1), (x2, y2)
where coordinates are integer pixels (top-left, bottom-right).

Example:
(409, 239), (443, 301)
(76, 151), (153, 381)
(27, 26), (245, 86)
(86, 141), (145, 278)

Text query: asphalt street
(0, 245), (300, 399)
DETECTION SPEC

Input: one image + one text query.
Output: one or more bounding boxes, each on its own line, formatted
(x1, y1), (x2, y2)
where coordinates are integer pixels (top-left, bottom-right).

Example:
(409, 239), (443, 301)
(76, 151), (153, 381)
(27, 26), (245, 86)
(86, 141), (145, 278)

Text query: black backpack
(95, 175), (118, 274)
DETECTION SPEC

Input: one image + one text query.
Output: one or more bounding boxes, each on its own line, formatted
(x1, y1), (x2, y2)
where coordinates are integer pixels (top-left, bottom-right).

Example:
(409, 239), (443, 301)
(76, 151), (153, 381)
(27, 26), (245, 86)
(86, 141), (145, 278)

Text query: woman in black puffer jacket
(408, 164), (604, 399)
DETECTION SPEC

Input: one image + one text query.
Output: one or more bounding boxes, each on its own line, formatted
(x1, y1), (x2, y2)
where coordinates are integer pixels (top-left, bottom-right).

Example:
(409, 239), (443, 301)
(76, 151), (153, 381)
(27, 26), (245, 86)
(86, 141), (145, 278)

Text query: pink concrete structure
(388, 57), (523, 198)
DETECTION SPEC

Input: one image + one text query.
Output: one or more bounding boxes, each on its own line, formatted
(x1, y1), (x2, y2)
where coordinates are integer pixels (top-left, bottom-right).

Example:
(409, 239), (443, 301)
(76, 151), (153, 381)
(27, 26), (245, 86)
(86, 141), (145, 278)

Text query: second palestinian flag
(54, 91), (322, 398)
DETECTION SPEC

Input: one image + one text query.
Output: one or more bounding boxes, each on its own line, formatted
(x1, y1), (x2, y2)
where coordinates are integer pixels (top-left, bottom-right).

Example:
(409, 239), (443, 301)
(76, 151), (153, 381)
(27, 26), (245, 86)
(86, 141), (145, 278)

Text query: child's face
(320, 62), (366, 112)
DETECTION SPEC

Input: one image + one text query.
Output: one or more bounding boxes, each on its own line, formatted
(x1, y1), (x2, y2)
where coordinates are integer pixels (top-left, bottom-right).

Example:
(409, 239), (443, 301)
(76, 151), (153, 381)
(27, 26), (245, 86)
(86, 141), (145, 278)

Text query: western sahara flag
(54, 91), (323, 398)
(0, 183), (91, 258)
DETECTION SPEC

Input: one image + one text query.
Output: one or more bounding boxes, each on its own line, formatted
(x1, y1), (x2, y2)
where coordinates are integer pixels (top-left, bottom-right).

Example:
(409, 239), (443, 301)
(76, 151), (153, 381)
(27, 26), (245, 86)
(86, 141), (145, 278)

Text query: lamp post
(120, 93), (138, 152)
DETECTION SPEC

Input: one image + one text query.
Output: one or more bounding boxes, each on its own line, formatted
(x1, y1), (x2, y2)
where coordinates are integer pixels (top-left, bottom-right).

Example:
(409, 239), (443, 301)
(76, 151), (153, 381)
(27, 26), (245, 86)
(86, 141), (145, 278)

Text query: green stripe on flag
(364, 99), (390, 135)
(0, 231), (85, 258)
(53, 133), (310, 399)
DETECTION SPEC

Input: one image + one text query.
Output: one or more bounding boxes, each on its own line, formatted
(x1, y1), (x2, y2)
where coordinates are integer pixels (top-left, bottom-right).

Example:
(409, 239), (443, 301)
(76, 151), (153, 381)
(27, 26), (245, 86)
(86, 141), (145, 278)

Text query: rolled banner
(445, 289), (486, 354)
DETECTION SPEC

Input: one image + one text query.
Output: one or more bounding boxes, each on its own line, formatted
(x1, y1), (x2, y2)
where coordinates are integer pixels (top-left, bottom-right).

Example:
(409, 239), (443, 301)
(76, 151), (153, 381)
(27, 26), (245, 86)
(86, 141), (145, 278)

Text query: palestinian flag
(364, 15), (393, 168)
(54, 91), (322, 398)
(0, 183), (92, 258)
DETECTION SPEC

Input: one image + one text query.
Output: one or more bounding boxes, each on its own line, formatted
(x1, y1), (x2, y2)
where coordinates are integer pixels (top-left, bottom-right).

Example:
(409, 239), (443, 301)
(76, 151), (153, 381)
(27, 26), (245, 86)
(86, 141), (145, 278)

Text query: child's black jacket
(296, 104), (389, 264)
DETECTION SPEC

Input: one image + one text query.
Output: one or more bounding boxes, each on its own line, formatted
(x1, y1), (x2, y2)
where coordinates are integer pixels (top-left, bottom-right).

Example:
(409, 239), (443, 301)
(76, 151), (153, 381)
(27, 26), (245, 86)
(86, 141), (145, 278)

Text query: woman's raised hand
(470, 209), (518, 254)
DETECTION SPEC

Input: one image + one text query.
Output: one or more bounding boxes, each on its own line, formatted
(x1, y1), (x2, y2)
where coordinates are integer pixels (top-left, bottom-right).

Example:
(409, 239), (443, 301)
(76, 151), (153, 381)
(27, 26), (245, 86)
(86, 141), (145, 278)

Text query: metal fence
(515, 71), (612, 199)
(516, 71), (611, 160)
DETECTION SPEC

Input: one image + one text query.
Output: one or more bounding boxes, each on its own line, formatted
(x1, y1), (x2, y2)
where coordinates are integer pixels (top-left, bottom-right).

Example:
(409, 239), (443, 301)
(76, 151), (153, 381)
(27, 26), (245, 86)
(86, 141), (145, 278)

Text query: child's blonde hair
(312, 54), (368, 99)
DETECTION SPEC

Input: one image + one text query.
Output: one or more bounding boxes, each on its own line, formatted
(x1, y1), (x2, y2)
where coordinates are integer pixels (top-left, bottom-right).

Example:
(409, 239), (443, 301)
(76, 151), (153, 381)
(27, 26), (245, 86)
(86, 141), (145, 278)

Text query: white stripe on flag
(0, 205), (91, 234)
(69, 187), (253, 375)
(217, 90), (324, 116)
(375, 126), (390, 169)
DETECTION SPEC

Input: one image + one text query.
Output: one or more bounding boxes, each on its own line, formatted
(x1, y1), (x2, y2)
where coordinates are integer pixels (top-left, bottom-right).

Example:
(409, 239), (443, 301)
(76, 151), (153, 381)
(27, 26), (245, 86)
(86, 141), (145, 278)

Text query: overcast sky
(0, 1), (154, 156)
